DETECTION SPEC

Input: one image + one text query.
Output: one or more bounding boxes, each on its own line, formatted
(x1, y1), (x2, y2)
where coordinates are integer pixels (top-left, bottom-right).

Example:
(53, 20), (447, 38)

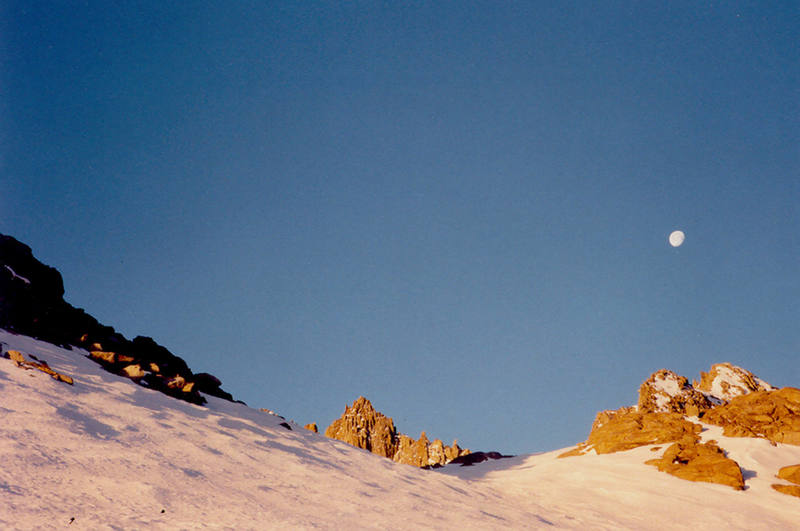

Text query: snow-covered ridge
(3, 329), (800, 529)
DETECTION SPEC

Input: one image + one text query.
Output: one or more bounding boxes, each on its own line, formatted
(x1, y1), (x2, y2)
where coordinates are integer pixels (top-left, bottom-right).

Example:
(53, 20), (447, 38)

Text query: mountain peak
(638, 368), (713, 415)
(695, 362), (774, 402)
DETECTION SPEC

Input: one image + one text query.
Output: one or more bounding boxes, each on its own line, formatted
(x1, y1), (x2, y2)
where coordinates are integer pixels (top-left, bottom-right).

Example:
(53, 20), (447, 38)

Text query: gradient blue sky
(2, 1), (798, 454)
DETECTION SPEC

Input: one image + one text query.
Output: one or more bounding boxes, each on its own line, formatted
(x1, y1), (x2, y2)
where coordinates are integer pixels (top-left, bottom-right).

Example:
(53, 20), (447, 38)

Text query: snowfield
(2, 329), (799, 529)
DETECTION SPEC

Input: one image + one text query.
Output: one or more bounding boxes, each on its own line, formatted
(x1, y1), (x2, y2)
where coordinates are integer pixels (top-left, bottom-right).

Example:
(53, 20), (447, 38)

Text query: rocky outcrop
(325, 397), (470, 467)
(645, 440), (744, 490)
(579, 409), (701, 455)
(304, 423), (318, 433)
(695, 362), (773, 403)
(192, 373), (234, 401)
(638, 369), (713, 416)
(392, 433), (426, 466)
(0, 233), (234, 405)
(325, 397), (398, 458)
(702, 387), (800, 445)
(564, 365), (786, 458)
(562, 364), (796, 493)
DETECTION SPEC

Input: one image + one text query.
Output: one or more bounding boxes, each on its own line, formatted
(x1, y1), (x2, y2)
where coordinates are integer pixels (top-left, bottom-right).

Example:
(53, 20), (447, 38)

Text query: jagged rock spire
(324, 396), (469, 467)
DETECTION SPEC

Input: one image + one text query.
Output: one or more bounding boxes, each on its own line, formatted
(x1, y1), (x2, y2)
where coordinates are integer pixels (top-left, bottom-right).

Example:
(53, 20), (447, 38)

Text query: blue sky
(2, 1), (798, 454)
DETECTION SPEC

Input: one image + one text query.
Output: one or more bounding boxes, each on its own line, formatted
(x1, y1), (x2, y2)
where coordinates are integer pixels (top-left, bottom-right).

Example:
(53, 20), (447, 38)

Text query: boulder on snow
(645, 440), (744, 490)
(449, 451), (513, 467)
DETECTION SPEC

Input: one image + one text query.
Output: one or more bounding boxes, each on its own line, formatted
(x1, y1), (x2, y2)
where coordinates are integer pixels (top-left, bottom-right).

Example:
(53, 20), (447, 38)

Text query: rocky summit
(695, 362), (774, 402)
(637, 369), (712, 416)
(324, 396), (470, 467)
(0, 233), (234, 406)
(561, 363), (800, 495)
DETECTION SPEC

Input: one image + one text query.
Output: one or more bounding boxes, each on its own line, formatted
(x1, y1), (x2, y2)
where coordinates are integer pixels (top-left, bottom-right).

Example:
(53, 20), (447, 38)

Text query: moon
(669, 230), (685, 247)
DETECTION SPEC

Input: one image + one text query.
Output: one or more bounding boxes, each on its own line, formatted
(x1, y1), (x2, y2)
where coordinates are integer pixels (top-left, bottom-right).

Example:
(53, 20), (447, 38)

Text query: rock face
(325, 397), (470, 467)
(638, 369), (713, 416)
(0, 233), (234, 405)
(702, 387), (800, 445)
(695, 362), (773, 403)
(325, 397), (398, 458)
(645, 440), (745, 490)
(393, 433), (427, 466)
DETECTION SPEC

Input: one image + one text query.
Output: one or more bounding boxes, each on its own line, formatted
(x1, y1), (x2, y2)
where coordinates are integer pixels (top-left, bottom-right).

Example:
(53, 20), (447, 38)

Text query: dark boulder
(449, 451), (514, 467)
(193, 372), (234, 401)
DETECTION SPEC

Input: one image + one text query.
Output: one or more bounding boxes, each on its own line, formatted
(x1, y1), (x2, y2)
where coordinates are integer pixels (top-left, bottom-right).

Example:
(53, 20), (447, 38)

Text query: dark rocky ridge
(0, 233), (234, 405)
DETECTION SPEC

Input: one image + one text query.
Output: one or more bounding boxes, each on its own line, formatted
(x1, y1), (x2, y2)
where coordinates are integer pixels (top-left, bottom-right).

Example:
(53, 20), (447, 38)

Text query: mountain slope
(3, 329), (800, 529)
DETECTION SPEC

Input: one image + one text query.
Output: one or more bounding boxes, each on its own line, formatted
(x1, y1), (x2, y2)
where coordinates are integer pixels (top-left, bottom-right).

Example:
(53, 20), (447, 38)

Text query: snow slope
(2, 329), (800, 529)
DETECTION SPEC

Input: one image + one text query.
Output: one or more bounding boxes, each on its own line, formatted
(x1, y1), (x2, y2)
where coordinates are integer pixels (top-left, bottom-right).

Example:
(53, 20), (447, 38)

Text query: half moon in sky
(669, 230), (685, 247)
